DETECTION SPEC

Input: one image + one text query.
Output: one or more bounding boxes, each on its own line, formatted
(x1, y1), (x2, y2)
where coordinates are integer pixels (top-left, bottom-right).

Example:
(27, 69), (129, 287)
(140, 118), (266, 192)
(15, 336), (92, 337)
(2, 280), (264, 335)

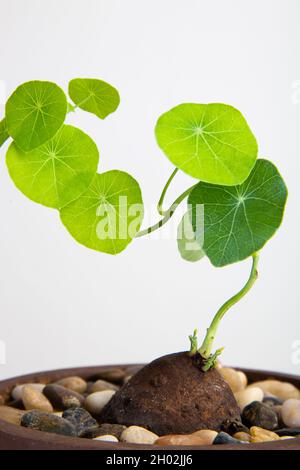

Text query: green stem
(198, 252), (260, 359)
(135, 184), (197, 238)
(157, 168), (179, 216)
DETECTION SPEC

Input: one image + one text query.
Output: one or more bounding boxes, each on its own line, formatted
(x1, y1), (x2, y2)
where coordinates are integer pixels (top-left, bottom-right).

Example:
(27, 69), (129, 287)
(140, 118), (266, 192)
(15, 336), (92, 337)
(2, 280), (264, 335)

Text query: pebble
(12, 383), (45, 401)
(21, 410), (77, 436)
(56, 376), (87, 394)
(237, 371), (248, 388)
(155, 434), (213, 446)
(234, 386), (264, 411)
(0, 405), (25, 425)
(248, 380), (300, 400)
(242, 401), (278, 430)
(249, 426), (280, 442)
(62, 407), (99, 437)
(22, 385), (53, 413)
(93, 434), (119, 442)
(89, 368), (125, 384)
(281, 399), (300, 428)
(213, 431), (247, 445)
(276, 427), (300, 436)
(221, 419), (249, 435)
(85, 390), (115, 415)
(90, 379), (119, 393)
(233, 432), (251, 442)
(219, 367), (246, 393)
(121, 426), (158, 444)
(263, 396), (283, 406)
(192, 429), (218, 444)
(95, 423), (127, 440)
(43, 384), (84, 410)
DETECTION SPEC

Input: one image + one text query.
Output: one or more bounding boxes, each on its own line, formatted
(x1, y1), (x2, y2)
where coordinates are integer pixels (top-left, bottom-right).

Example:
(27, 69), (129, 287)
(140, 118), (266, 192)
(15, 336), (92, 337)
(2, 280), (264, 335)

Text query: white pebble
(282, 399), (300, 428)
(93, 434), (119, 442)
(248, 380), (300, 400)
(234, 386), (264, 411)
(219, 367), (246, 393)
(12, 383), (45, 401)
(121, 426), (158, 444)
(85, 390), (115, 415)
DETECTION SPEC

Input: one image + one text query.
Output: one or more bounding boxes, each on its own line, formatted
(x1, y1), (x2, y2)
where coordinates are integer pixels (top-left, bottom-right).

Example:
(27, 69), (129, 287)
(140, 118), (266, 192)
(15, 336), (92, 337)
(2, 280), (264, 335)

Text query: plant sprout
(0, 79), (288, 371)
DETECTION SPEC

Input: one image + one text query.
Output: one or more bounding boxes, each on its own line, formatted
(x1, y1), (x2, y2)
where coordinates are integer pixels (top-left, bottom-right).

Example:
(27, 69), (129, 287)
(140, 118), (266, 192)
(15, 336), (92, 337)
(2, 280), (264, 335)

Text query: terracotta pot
(0, 364), (299, 450)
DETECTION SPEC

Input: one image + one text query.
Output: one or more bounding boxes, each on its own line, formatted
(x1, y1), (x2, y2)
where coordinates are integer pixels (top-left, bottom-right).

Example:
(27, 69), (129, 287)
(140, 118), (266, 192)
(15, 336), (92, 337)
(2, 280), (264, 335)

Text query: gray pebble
(242, 401), (278, 431)
(21, 410), (76, 436)
(213, 431), (248, 445)
(62, 407), (99, 437)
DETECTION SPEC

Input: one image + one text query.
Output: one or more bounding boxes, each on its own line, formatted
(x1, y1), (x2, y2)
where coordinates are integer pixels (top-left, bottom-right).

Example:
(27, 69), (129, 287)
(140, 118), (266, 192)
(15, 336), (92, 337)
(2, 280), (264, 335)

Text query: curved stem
(135, 184), (197, 238)
(157, 168), (179, 216)
(198, 252), (260, 359)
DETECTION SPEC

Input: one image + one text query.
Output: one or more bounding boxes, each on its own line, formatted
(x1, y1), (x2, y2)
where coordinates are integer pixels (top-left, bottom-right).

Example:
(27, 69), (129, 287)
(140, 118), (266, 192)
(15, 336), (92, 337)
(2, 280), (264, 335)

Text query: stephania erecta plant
(0, 78), (288, 433)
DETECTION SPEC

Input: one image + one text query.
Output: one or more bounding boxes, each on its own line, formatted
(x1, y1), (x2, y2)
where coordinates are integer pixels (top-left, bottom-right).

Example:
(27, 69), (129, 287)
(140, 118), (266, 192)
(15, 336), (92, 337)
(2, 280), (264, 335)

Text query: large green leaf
(155, 103), (258, 186)
(6, 125), (99, 209)
(0, 118), (9, 148)
(188, 159), (288, 267)
(60, 170), (144, 254)
(68, 78), (120, 119)
(6, 81), (67, 151)
(177, 210), (205, 262)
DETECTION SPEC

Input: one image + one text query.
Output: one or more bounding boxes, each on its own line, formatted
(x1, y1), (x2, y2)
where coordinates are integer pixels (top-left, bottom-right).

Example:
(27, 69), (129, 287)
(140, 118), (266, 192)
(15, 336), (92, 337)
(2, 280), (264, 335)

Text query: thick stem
(135, 184), (197, 238)
(157, 168), (179, 216)
(198, 252), (260, 359)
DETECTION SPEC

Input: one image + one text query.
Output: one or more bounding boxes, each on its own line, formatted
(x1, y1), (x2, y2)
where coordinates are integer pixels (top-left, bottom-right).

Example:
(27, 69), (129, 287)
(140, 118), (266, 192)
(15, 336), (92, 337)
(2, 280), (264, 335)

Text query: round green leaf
(6, 125), (99, 209)
(155, 103), (258, 185)
(188, 159), (288, 267)
(68, 78), (120, 119)
(177, 210), (205, 262)
(6, 81), (67, 151)
(0, 118), (9, 148)
(60, 170), (144, 254)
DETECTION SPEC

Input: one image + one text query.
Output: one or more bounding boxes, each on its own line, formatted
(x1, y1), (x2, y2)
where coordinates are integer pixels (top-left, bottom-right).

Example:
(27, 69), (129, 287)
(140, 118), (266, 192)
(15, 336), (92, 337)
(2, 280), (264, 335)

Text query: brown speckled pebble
(56, 376), (87, 394)
(43, 384), (84, 410)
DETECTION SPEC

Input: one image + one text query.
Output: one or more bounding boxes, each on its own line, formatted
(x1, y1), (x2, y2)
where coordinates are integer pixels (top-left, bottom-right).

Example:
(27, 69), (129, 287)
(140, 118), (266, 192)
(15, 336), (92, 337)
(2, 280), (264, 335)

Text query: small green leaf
(188, 159), (288, 267)
(6, 80), (67, 151)
(60, 170), (144, 254)
(0, 118), (9, 148)
(177, 210), (205, 262)
(6, 125), (99, 209)
(68, 78), (120, 119)
(155, 103), (258, 185)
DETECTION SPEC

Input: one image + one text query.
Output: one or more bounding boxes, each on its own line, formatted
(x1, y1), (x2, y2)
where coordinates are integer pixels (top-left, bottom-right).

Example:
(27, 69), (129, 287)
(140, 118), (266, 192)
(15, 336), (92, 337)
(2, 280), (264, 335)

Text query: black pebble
(213, 432), (247, 445)
(276, 427), (300, 436)
(242, 401), (278, 430)
(62, 407), (99, 437)
(221, 418), (249, 435)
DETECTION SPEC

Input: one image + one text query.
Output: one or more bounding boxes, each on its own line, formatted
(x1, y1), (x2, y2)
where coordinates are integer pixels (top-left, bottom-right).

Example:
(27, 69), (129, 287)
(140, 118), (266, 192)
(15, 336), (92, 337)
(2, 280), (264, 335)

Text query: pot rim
(0, 363), (299, 450)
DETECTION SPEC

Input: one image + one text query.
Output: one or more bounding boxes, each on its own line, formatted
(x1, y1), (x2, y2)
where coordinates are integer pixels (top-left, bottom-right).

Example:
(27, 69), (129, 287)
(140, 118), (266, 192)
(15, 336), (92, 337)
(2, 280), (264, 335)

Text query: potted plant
(0, 78), (299, 451)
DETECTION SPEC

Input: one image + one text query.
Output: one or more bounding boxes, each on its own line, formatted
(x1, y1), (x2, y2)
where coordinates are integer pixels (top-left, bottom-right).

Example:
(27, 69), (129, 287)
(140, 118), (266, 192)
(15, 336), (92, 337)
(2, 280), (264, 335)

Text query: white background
(0, 0), (299, 379)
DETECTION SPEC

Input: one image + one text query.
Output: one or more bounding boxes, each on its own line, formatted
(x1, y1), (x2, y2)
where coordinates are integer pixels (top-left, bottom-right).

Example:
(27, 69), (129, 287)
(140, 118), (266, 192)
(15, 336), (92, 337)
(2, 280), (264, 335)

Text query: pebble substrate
(1, 365), (300, 447)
